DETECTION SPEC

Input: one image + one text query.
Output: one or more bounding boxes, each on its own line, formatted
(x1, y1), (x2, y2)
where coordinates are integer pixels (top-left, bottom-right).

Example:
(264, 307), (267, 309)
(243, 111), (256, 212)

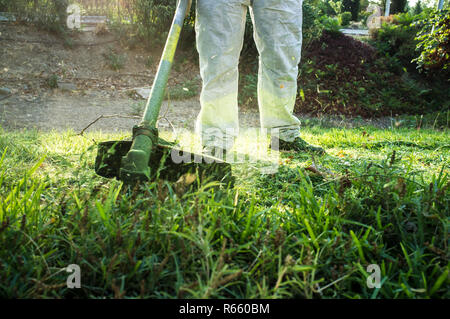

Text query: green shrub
(0, 0), (7, 11)
(339, 11), (352, 26)
(103, 47), (127, 71)
(393, 12), (415, 26)
(413, 10), (450, 74)
(371, 10), (450, 81)
(411, 0), (423, 15)
(3, 0), (68, 35)
(342, 0), (359, 21)
(239, 72), (258, 109)
(122, 0), (177, 46)
(240, 13), (257, 58)
(109, 0), (195, 50)
(319, 15), (342, 35)
(391, 0), (408, 14)
(370, 15), (420, 73)
(46, 74), (59, 89)
(302, 0), (324, 50)
(317, 0), (338, 16)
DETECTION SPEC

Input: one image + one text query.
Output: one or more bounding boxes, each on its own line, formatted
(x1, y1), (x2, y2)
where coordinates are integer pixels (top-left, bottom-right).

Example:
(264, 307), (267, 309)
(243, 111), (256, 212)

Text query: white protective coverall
(195, 0), (303, 150)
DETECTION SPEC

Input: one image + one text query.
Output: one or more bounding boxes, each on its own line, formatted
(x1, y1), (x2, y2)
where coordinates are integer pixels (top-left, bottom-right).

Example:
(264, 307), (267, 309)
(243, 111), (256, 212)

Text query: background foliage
(413, 9), (450, 73)
(0, 0), (69, 34)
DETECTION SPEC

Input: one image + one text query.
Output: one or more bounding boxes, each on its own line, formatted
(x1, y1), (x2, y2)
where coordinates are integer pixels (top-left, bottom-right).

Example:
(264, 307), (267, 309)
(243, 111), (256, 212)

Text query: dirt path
(0, 23), (394, 134)
(0, 93), (261, 133)
(0, 23), (264, 133)
(1, 91), (395, 134)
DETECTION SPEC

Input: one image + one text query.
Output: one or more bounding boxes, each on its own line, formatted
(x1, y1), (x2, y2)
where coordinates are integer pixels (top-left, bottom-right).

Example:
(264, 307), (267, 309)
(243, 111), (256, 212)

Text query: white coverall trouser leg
(195, 0), (302, 150)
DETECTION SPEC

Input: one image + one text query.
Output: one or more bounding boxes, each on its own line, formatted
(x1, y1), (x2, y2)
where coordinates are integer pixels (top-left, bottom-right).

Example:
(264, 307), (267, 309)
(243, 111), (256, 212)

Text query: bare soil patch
(1, 24), (393, 134)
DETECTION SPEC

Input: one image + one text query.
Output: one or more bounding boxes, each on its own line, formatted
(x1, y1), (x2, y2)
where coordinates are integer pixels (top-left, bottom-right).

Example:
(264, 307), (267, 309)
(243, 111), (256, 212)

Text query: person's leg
(195, 0), (250, 152)
(250, 0), (302, 142)
(251, 0), (325, 154)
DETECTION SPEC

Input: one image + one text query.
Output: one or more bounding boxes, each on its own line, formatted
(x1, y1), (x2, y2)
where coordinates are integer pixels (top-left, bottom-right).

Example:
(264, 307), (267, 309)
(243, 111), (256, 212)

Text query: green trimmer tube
(95, 0), (234, 187)
(119, 0), (191, 183)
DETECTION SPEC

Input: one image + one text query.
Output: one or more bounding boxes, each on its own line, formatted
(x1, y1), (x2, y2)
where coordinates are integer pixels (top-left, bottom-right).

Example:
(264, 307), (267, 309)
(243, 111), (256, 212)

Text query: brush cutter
(94, 0), (234, 187)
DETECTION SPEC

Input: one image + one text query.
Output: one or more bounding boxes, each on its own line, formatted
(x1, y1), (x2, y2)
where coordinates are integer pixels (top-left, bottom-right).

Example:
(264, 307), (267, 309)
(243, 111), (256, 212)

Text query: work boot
(271, 136), (326, 155)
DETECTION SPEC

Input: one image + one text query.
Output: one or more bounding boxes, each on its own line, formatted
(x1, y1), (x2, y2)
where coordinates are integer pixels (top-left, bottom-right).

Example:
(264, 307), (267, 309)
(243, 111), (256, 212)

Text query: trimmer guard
(95, 140), (235, 187)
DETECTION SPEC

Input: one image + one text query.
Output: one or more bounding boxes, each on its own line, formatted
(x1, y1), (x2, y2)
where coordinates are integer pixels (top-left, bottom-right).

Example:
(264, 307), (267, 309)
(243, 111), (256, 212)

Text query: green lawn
(0, 125), (448, 298)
